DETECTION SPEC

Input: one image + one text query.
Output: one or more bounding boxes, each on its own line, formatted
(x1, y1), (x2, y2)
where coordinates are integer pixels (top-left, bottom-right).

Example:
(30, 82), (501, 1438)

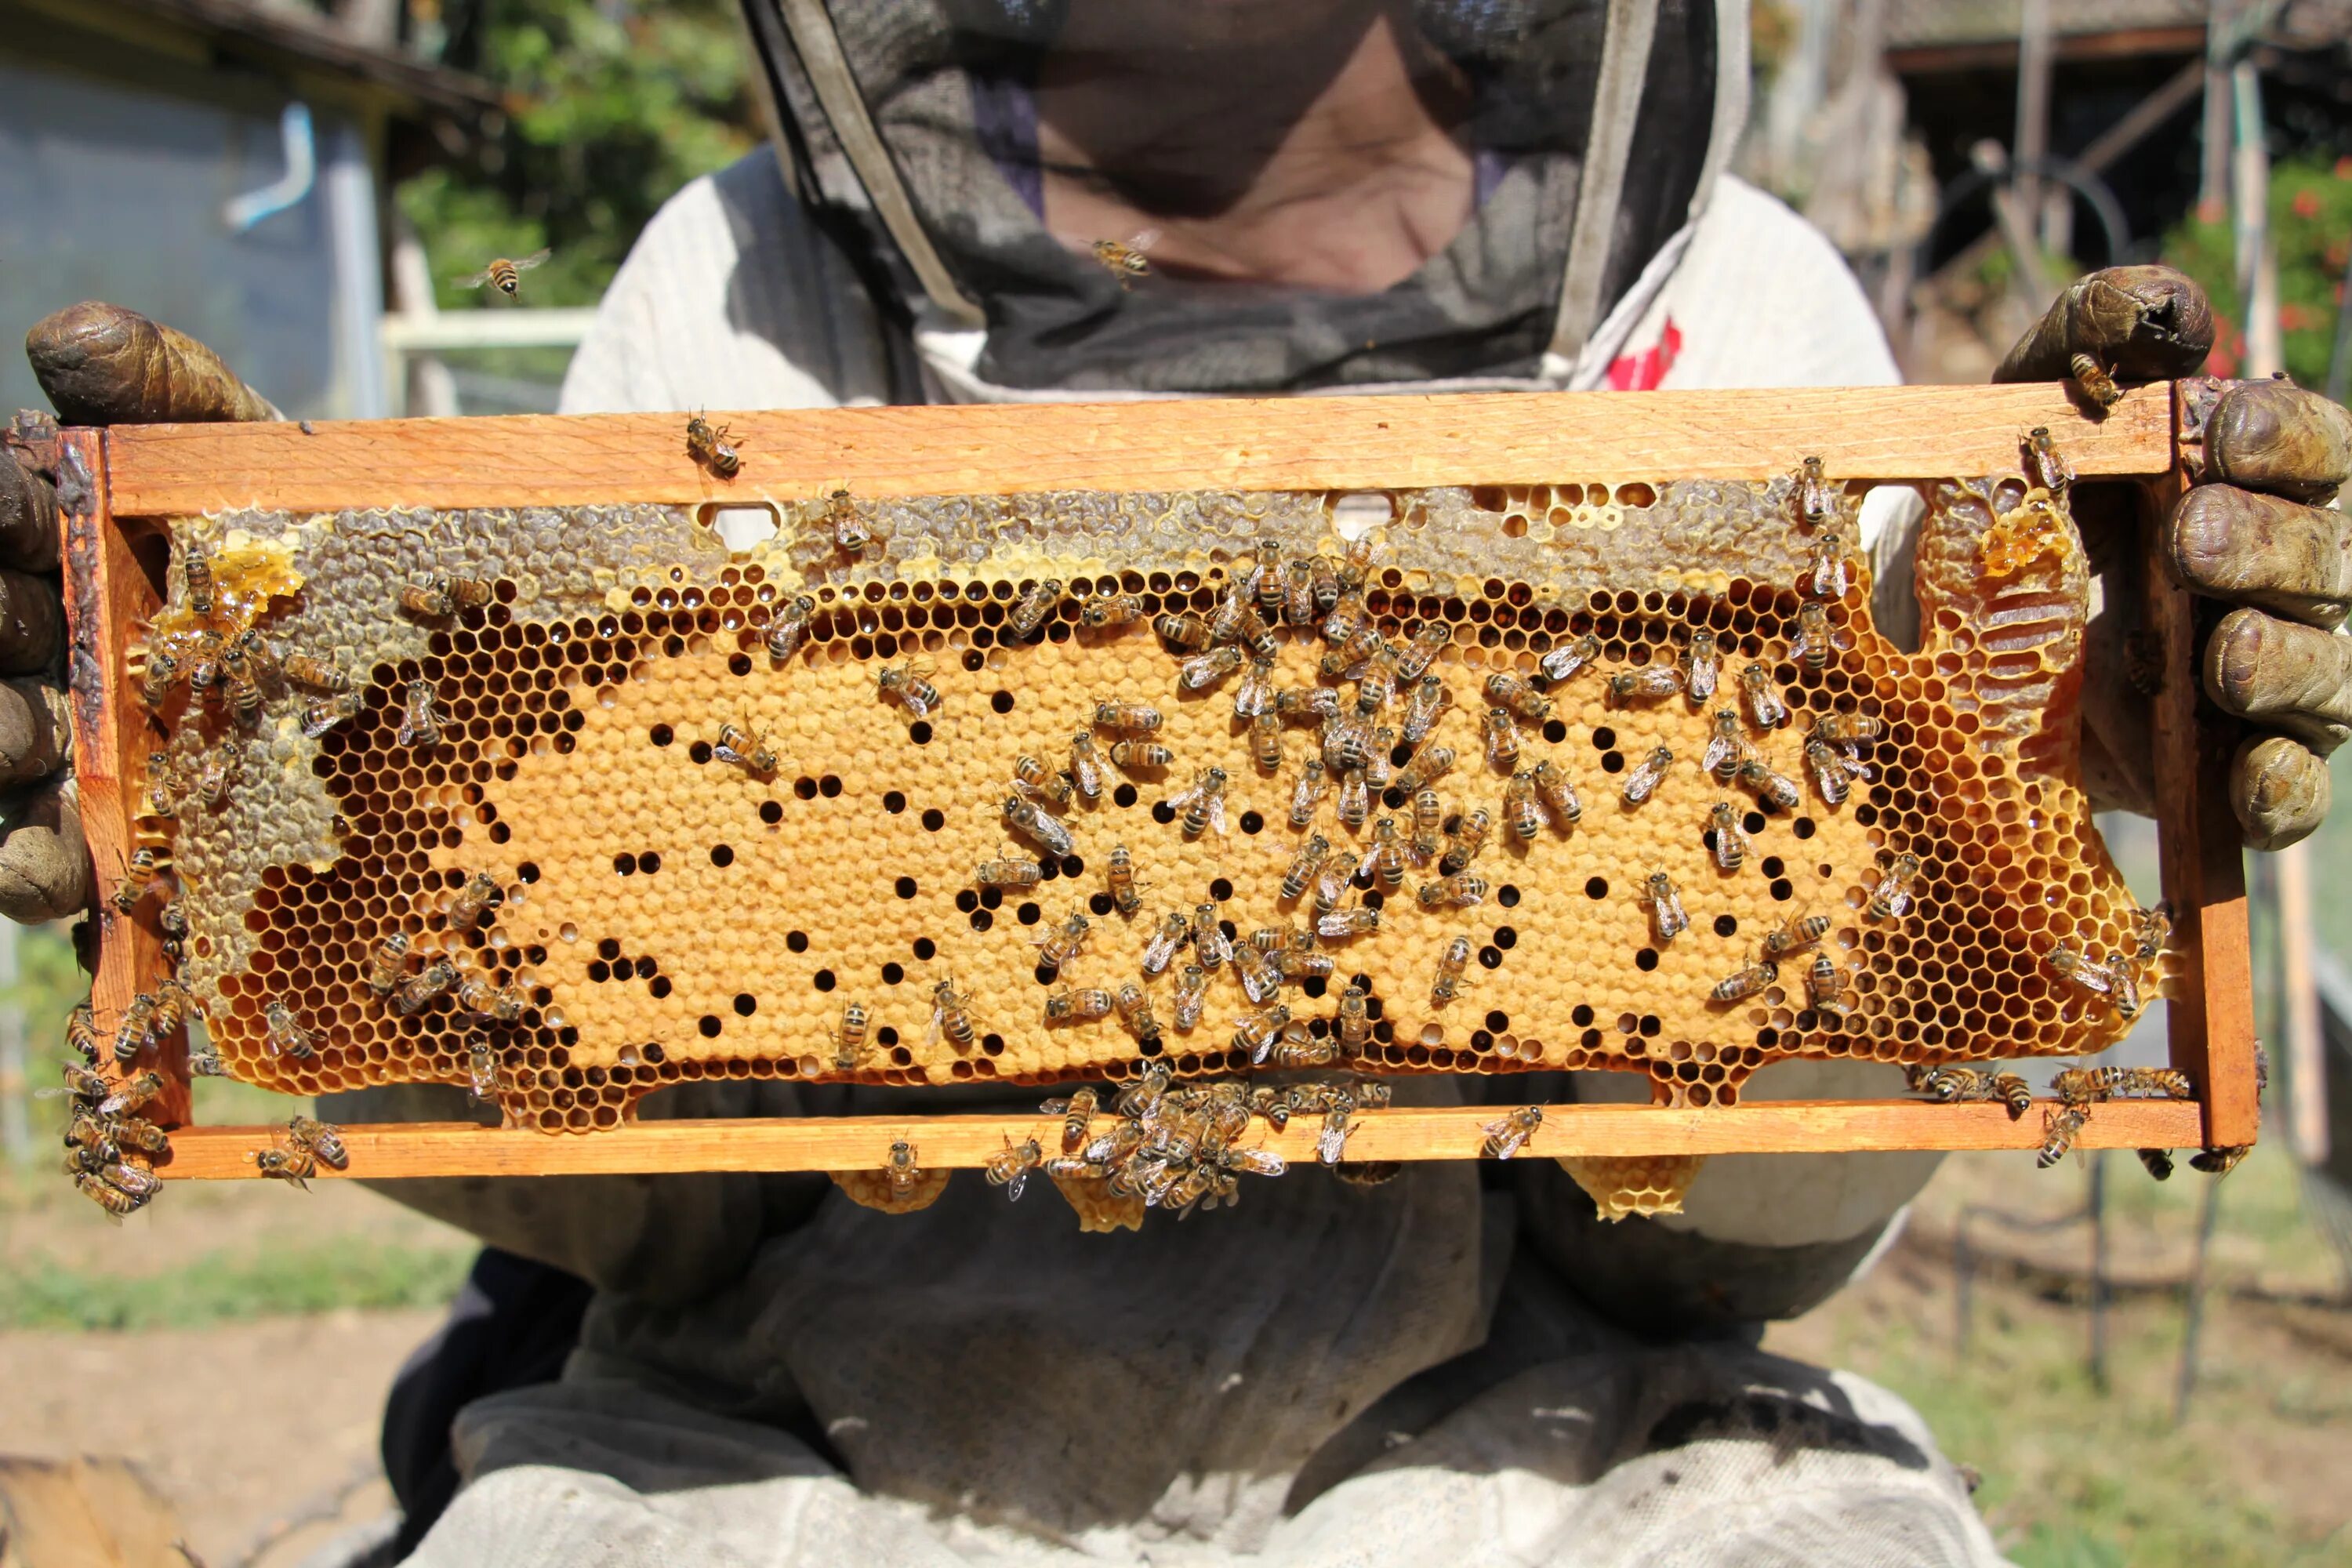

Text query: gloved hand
(1994, 264), (2352, 851)
(0, 303), (280, 924)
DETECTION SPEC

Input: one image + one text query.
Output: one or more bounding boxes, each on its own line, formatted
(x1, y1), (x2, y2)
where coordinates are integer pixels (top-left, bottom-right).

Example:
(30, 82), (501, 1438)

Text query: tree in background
(400, 0), (760, 310)
(2164, 154), (2352, 389)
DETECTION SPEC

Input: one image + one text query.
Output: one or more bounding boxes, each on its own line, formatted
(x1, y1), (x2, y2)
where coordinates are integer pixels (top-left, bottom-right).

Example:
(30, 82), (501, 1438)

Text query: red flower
(2292, 190), (2322, 220)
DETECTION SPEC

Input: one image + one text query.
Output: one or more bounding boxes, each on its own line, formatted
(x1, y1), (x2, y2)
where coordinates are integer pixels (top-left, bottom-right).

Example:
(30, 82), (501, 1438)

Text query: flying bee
(1739, 663), (1788, 728)
(1091, 228), (1158, 286)
(1791, 602), (1835, 673)
(264, 998), (317, 1058)
(1280, 558), (1318, 626)
(1501, 770), (1543, 843)
(1439, 808), (1490, 877)
(1480, 1106), (1543, 1160)
(2023, 425), (2075, 492)
(66, 1003), (101, 1066)
(1399, 676), (1450, 746)
(1737, 757), (1802, 812)
(1234, 654), (1277, 720)
(1103, 844), (1145, 916)
(1109, 739), (1174, 774)
(396, 679), (441, 749)
(1359, 817), (1409, 889)
(2038, 1104), (2088, 1169)
(1622, 746), (1675, 806)
(2069, 351), (2122, 410)
(1171, 766), (1230, 837)
(1014, 754), (1074, 810)
(1392, 620), (1449, 681)
(1173, 964), (1207, 1032)
(1113, 983), (1163, 1050)
(974, 1135), (1045, 1205)
(1395, 745), (1456, 795)
(1180, 646), (1246, 694)
(1538, 633), (1601, 687)
(1417, 873), (1488, 909)
(820, 488), (870, 555)
(1484, 670), (1552, 721)
(764, 595), (816, 662)
(457, 975), (524, 1022)
(1279, 833), (1332, 901)
(444, 871), (500, 931)
(1680, 630), (1721, 702)
(1806, 953), (1847, 1018)
(1042, 1087), (1099, 1151)
(1249, 709), (1284, 773)
(1082, 591), (1146, 632)
(883, 1140), (924, 1199)
(1481, 707), (1521, 771)
(1761, 914), (1831, 960)
(1141, 910), (1190, 976)
(1192, 904), (1232, 970)
(1708, 802), (1751, 871)
(1233, 1004), (1294, 1063)
(110, 845), (167, 914)
(285, 1116), (348, 1171)
(138, 648), (180, 710)
(876, 661), (940, 717)
(1010, 579), (1065, 638)
(393, 959), (459, 1017)
(1410, 787), (1444, 860)
(183, 543), (216, 615)
(683, 413), (742, 478)
(299, 693), (359, 738)
(1806, 530), (1852, 601)
(1865, 854), (1922, 922)
(1608, 666), (1682, 706)
(459, 248), (551, 298)
(1317, 906), (1381, 940)
(1803, 737), (1870, 806)
(1154, 612), (1210, 652)
(1003, 795), (1074, 858)
(1289, 759), (1330, 829)
(1642, 872), (1689, 943)
(714, 722), (779, 776)
(1711, 960), (1778, 1004)
(1334, 768), (1370, 831)
(1034, 906), (1092, 970)
(1791, 455), (1835, 525)
(832, 1003), (873, 1072)
(1043, 987), (1116, 1024)
(1094, 699), (1163, 734)
(929, 977), (977, 1051)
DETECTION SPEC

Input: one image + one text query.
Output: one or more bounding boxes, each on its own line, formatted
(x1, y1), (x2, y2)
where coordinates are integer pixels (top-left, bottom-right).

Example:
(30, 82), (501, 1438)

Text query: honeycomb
(1553, 1154), (1710, 1221)
(122, 463), (2154, 1136)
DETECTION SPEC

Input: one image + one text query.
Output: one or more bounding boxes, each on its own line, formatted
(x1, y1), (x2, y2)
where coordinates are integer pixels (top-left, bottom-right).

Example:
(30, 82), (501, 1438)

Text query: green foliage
(2162, 154), (2352, 387)
(0, 1237), (471, 1330)
(401, 0), (760, 311)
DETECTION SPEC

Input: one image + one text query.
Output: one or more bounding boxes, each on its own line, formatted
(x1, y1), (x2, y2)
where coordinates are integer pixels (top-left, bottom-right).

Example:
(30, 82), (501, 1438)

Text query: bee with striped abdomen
(1011, 579), (1064, 639)
(1708, 802), (1751, 872)
(1622, 746), (1675, 806)
(1642, 872), (1688, 943)
(876, 661), (940, 718)
(1431, 935), (1473, 1006)
(684, 414), (742, 479)
(764, 595), (816, 662)
(1739, 663), (1788, 729)
(1538, 633), (1601, 687)
(1791, 455), (1835, 525)
(929, 977), (977, 1051)
(1140, 910), (1189, 976)
(1608, 666), (1682, 706)
(1737, 757), (1802, 812)
(1680, 630), (1720, 703)
(1171, 767), (1229, 837)
(1865, 854), (1922, 923)
(396, 680), (441, 749)
(1483, 671), (1552, 721)
(1711, 960), (1777, 1004)
(459, 249), (550, 298)
(1480, 1106), (1543, 1160)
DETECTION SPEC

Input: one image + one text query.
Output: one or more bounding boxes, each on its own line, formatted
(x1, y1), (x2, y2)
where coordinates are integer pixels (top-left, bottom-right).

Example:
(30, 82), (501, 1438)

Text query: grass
(0, 1235), (473, 1330)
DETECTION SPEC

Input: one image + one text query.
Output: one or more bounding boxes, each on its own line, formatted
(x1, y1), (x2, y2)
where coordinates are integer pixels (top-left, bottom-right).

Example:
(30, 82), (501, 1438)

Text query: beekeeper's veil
(737, 0), (1748, 400)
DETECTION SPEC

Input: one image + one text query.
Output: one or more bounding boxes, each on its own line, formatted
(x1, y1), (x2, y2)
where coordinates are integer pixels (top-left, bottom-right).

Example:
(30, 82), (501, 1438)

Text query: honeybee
(1280, 558), (1318, 626)
(1233, 654), (1278, 720)
(1395, 745), (1456, 795)
(396, 680), (441, 749)
(2136, 1147), (2175, 1181)
(1010, 579), (1065, 638)
(2069, 351), (2122, 410)
(674, 412), (744, 480)
(1276, 835), (1331, 903)
(1739, 662), (1788, 728)
(457, 975), (524, 1022)
(1760, 914), (1831, 960)
(101, 1070), (164, 1117)
(444, 871), (500, 931)
(1279, 687), (1341, 726)
(1501, 771), (1542, 843)
(1396, 620), (1453, 684)
(833, 1003), (873, 1071)
(1353, 817), (1406, 890)
(1439, 809), (1490, 877)
(1313, 1103), (1357, 1166)
(139, 648), (180, 710)
(2038, 1104), (2088, 1169)
(1249, 710), (1285, 773)
(1141, 910), (1190, 976)
(1737, 757), (1802, 812)
(1154, 612), (1210, 652)
(1791, 455), (1835, 525)
(1418, 873), (1488, 909)
(1791, 602), (1838, 672)
(1396, 675), (1447, 746)
(1109, 739), (1174, 773)
(1708, 802), (1751, 871)
(1477, 706), (1521, 771)
(1810, 712), (1885, 753)
(929, 977), (977, 1051)
(114, 991), (156, 1064)
(1622, 746), (1675, 805)
(985, 1137), (1043, 1201)
(459, 248), (550, 298)
(300, 693), (359, 738)
(75, 1172), (147, 1218)
(1711, 960), (1778, 1003)
(1236, 942), (1284, 1003)
(1287, 759), (1330, 829)
(90, 1158), (162, 1201)
(1538, 633), (1601, 687)
(366, 931), (412, 996)
(1091, 230), (1158, 286)
(1319, 626), (1380, 682)
(815, 488), (869, 555)
(1250, 538), (1287, 620)
(1642, 872), (1689, 943)
(1320, 591), (1367, 648)
(1803, 736), (1870, 807)
(1171, 766), (1229, 837)
(2189, 1144), (2250, 1176)
(1177, 647), (1243, 694)
(715, 722), (779, 775)
(1483, 671), (1552, 721)
(1034, 906), (1092, 970)
(393, 959), (459, 1016)
(286, 1115), (349, 1171)
(1271, 1035), (1335, 1073)
(1321, 712), (1374, 776)
(2088, 1065), (2194, 1099)
(1354, 648), (1401, 714)
(110, 845), (167, 914)
(2022, 425), (2075, 493)
(884, 1140), (924, 1198)
(66, 1003), (101, 1065)
(185, 630), (223, 695)
(1043, 1087), (1100, 1151)
(1806, 530), (1852, 601)
(1608, 666), (1682, 706)
(1865, 854), (1922, 922)
(876, 661), (940, 717)
(1014, 754), (1074, 810)
(398, 577), (493, 619)
(1528, 759), (1581, 830)
(1094, 700), (1163, 733)
(1806, 953), (1848, 1018)
(1317, 906), (1381, 940)
(1232, 1006), (1289, 1067)
(60, 1060), (109, 1105)
(183, 543), (216, 615)
(1410, 787), (1445, 860)
(1192, 904), (1232, 970)
(1679, 630), (1721, 703)
(1096, 844), (1141, 916)
(1329, 982), (1372, 1052)
(1044, 988), (1116, 1024)
(1334, 768), (1370, 831)
(1480, 1106), (1543, 1160)
(764, 594), (817, 662)
(158, 900), (190, 965)
(1338, 532), (1379, 593)
(1310, 553), (1341, 615)
(1003, 795), (1075, 858)
(1276, 939), (1334, 982)
(1173, 964), (1207, 1032)
(1113, 983), (1163, 1050)
(2132, 901), (2173, 967)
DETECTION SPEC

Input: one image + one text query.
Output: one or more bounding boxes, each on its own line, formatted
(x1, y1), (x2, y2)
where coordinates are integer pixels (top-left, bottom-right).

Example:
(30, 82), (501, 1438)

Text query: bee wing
(512, 248), (553, 273)
(1127, 228), (1161, 251)
(1206, 795), (1230, 835)
(1229, 1147), (1286, 1178)
(454, 268), (495, 289)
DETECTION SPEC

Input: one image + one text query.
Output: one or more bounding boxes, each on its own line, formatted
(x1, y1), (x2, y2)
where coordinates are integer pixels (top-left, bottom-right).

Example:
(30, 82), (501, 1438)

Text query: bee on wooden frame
(684, 414), (743, 479)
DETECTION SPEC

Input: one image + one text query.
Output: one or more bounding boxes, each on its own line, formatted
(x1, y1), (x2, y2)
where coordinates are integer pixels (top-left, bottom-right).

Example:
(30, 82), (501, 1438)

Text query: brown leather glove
(0, 303), (280, 924)
(1994, 264), (2352, 851)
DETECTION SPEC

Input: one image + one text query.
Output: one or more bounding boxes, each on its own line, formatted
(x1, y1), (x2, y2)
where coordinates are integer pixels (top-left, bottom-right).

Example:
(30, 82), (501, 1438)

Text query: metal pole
(2013, 0), (2053, 249)
(2176, 1176), (2223, 1423)
(0, 923), (24, 1163)
(2087, 1149), (2111, 1392)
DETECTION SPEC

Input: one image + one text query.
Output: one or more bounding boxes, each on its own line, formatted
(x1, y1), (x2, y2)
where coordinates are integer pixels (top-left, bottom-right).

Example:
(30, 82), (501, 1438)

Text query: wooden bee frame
(51, 381), (2256, 1179)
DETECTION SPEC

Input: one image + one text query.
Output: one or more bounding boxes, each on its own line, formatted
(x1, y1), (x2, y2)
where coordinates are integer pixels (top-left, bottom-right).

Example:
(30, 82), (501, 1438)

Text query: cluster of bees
(58, 1003), (169, 1217)
(1903, 1038), (2246, 1180)
(246, 1114), (349, 1186)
